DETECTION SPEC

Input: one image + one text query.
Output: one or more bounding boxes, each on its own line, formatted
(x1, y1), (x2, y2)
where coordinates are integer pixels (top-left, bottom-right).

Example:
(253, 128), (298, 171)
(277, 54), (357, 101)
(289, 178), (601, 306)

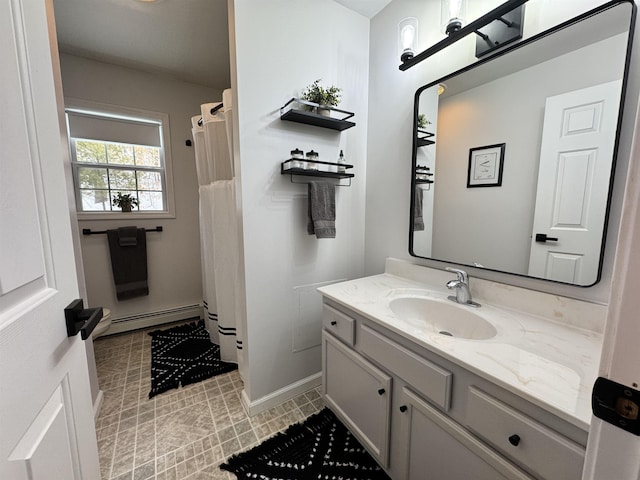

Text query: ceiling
(52, 0), (391, 90)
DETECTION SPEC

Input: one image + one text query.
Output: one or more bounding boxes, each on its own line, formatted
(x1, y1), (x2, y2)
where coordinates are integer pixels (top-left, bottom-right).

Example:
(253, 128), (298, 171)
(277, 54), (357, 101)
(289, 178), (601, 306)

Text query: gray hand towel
(307, 181), (336, 239)
(118, 226), (138, 246)
(413, 188), (425, 231)
(107, 228), (149, 300)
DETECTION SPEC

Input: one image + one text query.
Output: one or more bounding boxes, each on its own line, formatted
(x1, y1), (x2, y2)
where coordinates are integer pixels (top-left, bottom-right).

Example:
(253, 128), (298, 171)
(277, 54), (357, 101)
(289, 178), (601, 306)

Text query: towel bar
(82, 226), (163, 235)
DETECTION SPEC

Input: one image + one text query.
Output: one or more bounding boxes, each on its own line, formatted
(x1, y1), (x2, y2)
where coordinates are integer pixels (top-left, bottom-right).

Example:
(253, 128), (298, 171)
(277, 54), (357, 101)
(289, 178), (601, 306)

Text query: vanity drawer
(359, 325), (452, 411)
(466, 387), (585, 480)
(323, 305), (355, 346)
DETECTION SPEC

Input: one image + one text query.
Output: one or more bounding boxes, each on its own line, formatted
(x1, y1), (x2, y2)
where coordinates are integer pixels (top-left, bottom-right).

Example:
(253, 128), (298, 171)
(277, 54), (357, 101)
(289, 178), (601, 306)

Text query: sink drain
(439, 331), (453, 337)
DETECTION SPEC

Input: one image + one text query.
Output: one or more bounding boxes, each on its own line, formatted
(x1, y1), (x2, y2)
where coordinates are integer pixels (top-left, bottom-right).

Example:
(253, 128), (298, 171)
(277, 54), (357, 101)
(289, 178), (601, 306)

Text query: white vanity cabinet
(396, 386), (532, 480)
(322, 331), (392, 467)
(320, 300), (587, 480)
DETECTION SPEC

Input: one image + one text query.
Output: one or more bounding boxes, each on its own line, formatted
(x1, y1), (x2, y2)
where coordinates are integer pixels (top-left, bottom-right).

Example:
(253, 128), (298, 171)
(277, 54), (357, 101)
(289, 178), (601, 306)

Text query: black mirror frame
(409, 0), (637, 288)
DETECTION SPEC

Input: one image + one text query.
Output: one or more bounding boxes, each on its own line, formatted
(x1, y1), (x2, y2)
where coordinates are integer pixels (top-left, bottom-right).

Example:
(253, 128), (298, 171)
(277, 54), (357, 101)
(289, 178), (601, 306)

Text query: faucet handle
(445, 267), (468, 283)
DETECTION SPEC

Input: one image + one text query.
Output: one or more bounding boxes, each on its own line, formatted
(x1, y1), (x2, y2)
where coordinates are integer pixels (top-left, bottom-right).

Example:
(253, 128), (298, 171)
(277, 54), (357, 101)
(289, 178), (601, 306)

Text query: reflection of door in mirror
(409, 1), (633, 286)
(528, 80), (621, 284)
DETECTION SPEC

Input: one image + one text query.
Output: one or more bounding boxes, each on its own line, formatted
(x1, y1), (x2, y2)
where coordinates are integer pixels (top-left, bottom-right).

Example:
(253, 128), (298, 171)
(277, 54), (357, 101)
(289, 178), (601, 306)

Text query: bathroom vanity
(318, 259), (604, 480)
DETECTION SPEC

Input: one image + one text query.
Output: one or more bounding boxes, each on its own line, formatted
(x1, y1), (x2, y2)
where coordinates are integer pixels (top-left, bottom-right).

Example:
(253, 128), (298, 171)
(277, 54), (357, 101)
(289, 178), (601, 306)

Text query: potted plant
(417, 114), (431, 129)
(112, 192), (139, 213)
(301, 79), (342, 116)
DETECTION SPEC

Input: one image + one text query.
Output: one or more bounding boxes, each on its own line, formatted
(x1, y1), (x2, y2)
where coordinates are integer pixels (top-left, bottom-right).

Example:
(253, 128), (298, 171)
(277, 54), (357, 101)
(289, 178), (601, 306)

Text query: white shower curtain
(191, 89), (243, 365)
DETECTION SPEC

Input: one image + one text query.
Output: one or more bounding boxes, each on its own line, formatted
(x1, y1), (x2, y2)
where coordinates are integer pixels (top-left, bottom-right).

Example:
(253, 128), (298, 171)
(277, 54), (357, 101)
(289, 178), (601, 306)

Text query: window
(66, 101), (174, 217)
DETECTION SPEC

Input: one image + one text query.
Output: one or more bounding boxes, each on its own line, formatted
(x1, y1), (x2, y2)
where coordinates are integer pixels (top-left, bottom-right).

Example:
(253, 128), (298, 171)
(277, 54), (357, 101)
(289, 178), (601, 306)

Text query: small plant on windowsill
(301, 79), (342, 116)
(112, 193), (139, 213)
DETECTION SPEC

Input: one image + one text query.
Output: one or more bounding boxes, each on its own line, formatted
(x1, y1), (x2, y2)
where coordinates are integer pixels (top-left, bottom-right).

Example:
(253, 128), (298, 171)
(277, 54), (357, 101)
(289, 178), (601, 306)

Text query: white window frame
(65, 98), (176, 220)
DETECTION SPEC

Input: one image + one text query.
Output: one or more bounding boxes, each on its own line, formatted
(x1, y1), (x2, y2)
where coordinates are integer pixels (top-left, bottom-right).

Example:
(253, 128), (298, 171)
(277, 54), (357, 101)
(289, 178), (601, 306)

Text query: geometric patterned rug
(148, 320), (237, 398)
(220, 408), (390, 480)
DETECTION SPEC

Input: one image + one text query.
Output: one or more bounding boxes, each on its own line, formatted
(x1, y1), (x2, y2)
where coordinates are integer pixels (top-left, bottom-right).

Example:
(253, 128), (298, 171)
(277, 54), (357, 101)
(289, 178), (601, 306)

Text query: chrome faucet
(446, 267), (481, 307)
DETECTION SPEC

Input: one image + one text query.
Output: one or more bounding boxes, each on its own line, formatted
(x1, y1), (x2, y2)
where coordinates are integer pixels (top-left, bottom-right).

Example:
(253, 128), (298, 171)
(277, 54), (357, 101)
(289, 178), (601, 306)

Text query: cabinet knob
(377, 388), (385, 395)
(330, 320), (337, 326)
(399, 405), (408, 413)
(508, 434), (521, 447)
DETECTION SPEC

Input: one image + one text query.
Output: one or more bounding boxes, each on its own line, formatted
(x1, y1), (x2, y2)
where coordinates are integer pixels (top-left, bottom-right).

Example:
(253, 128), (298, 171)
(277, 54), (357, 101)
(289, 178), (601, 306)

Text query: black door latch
(65, 299), (103, 340)
(535, 233), (559, 243)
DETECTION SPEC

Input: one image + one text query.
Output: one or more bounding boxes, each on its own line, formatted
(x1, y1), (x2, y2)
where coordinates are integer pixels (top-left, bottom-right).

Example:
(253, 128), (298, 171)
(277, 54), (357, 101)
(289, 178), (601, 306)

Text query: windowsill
(77, 210), (176, 221)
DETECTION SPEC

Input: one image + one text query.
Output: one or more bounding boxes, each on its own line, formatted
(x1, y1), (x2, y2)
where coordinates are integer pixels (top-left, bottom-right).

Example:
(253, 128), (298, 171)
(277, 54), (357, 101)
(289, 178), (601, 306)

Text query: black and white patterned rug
(221, 408), (390, 480)
(148, 320), (236, 398)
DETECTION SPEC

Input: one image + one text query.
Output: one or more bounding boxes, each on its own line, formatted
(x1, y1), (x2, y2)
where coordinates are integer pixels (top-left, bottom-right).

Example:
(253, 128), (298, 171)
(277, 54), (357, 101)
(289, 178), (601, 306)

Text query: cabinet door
(322, 331), (392, 467)
(397, 388), (533, 480)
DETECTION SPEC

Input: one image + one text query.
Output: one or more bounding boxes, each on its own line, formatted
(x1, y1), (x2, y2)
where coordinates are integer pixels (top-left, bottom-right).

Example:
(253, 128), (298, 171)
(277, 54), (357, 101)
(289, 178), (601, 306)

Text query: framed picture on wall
(467, 143), (505, 188)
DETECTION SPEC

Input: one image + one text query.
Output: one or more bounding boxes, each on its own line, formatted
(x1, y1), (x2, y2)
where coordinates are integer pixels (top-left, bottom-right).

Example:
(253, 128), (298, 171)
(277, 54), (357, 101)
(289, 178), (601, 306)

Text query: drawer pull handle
(330, 321), (337, 326)
(508, 434), (521, 447)
(399, 405), (408, 413)
(377, 388), (385, 395)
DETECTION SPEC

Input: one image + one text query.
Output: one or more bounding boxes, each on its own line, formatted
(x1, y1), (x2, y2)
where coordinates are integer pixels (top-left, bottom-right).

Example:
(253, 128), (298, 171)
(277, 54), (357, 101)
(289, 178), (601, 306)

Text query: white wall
(231, 0), (369, 403)
(59, 54), (221, 325)
(366, 0), (638, 305)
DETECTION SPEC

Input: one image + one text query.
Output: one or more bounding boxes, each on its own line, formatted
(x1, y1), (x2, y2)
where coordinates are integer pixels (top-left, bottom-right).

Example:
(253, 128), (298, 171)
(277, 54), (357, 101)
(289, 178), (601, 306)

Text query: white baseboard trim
(101, 304), (203, 336)
(241, 372), (322, 416)
(93, 389), (104, 421)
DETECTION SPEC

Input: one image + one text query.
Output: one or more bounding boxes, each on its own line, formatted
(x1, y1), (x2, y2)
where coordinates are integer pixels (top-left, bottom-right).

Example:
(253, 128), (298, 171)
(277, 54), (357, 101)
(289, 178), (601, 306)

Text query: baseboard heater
(108, 304), (203, 335)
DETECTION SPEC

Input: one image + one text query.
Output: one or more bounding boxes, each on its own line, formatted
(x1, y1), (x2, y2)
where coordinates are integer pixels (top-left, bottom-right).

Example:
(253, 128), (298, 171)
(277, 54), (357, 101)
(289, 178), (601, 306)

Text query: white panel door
(528, 80), (621, 284)
(0, 0), (100, 479)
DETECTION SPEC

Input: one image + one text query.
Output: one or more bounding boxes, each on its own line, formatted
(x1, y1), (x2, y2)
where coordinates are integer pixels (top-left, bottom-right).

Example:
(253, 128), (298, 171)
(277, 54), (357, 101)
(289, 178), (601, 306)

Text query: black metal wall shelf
(281, 159), (354, 186)
(280, 98), (356, 131)
(417, 130), (435, 147)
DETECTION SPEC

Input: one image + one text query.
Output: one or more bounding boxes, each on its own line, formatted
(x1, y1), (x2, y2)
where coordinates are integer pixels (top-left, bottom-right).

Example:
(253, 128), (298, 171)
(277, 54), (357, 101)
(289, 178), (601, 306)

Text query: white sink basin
(389, 296), (497, 340)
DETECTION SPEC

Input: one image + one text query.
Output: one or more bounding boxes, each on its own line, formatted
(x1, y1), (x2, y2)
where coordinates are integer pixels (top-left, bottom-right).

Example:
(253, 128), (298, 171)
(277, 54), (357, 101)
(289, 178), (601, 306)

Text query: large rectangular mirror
(410, 1), (635, 286)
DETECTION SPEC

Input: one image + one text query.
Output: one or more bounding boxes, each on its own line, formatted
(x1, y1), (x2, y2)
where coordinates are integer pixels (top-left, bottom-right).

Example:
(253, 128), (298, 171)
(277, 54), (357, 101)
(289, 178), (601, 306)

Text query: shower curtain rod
(197, 103), (224, 126)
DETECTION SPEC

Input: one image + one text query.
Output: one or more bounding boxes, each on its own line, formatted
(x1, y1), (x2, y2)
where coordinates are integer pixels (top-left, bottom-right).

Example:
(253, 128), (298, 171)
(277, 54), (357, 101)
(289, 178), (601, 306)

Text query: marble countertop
(318, 270), (603, 431)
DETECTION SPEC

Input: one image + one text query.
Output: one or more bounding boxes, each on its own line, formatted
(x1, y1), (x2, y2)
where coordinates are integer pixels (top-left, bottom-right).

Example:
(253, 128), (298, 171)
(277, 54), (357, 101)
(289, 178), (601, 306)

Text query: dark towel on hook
(107, 227), (149, 300)
(117, 226), (138, 246)
(414, 188), (425, 231)
(307, 181), (336, 239)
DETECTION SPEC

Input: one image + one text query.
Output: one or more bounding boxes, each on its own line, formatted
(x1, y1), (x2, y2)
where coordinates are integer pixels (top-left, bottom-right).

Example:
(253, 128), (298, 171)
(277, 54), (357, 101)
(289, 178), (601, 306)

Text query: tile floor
(93, 324), (324, 480)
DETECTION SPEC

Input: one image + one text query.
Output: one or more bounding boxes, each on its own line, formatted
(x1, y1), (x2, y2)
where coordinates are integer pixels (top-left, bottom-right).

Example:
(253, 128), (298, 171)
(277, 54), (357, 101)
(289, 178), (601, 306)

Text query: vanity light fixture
(400, 0), (528, 71)
(399, 17), (419, 63)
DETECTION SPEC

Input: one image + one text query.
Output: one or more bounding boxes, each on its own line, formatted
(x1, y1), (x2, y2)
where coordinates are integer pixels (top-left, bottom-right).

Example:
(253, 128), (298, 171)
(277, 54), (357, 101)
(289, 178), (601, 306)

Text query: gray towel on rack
(414, 188), (425, 231)
(107, 228), (149, 300)
(117, 226), (138, 246)
(307, 181), (336, 239)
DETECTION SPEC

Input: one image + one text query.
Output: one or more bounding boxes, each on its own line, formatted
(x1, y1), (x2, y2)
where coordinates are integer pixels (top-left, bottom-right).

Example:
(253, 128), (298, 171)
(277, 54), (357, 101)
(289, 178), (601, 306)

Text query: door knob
(65, 299), (103, 340)
(378, 388), (386, 395)
(508, 434), (521, 446)
(399, 405), (408, 413)
(535, 233), (559, 243)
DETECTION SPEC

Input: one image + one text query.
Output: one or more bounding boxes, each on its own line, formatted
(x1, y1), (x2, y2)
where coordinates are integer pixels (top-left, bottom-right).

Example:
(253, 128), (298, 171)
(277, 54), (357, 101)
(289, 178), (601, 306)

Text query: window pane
(78, 166), (108, 189)
(106, 143), (134, 165)
(76, 140), (106, 163)
(137, 170), (162, 190)
(138, 191), (164, 211)
(134, 146), (161, 167)
(109, 169), (136, 189)
(80, 190), (111, 211)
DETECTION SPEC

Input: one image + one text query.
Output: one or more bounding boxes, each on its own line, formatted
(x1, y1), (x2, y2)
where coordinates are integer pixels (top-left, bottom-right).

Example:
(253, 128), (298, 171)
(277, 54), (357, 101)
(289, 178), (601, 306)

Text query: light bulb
(448, 0), (463, 18)
(441, 0), (467, 35)
(399, 18), (418, 63)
